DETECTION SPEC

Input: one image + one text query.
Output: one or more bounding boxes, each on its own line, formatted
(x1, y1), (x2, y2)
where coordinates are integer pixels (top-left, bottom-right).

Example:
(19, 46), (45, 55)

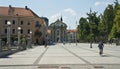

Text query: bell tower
(60, 16), (63, 22)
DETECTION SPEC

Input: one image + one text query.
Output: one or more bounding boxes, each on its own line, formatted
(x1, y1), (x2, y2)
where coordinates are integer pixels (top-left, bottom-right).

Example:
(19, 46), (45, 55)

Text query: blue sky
(0, 0), (119, 29)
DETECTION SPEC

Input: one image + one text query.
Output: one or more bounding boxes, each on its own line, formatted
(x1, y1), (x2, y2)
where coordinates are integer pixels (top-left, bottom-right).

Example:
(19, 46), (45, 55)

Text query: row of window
(4, 29), (31, 34)
(4, 20), (43, 28)
(56, 30), (65, 35)
(4, 20), (31, 25)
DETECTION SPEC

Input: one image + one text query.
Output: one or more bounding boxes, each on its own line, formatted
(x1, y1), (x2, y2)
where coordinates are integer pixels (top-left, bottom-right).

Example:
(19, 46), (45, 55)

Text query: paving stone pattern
(0, 43), (120, 69)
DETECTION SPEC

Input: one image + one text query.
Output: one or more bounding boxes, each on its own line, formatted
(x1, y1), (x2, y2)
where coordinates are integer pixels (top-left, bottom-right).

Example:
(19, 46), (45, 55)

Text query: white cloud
(64, 8), (77, 16)
(95, 2), (101, 6)
(49, 8), (77, 23)
(49, 13), (68, 24)
(49, 13), (61, 23)
(49, 8), (79, 29)
(95, 1), (111, 6)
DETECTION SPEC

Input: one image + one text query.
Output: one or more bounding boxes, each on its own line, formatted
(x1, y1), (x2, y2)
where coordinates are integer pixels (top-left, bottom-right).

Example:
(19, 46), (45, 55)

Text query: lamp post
(0, 39), (2, 51)
(69, 32), (72, 45)
(76, 21), (78, 46)
(18, 27), (21, 50)
(29, 31), (32, 48)
(7, 21), (11, 50)
(87, 18), (93, 48)
(75, 31), (77, 46)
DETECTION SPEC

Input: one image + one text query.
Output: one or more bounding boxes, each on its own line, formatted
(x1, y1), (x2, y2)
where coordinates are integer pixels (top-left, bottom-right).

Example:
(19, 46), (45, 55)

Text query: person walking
(98, 41), (104, 55)
(44, 39), (47, 48)
(45, 40), (47, 48)
(90, 41), (92, 48)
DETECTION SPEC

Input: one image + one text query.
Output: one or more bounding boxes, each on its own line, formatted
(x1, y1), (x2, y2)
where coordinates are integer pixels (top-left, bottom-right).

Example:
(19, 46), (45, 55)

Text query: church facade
(49, 17), (67, 42)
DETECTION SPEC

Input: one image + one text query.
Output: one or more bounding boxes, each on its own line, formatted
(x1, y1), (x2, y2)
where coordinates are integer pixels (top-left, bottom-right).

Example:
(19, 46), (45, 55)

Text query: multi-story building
(0, 5), (48, 45)
(67, 29), (78, 43)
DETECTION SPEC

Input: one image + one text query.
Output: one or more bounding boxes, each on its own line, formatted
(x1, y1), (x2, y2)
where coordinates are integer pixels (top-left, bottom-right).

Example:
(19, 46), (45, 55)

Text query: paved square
(0, 43), (120, 69)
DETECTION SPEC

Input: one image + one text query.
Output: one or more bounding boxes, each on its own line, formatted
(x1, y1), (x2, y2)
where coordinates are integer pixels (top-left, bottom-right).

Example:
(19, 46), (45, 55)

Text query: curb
(0, 50), (18, 58)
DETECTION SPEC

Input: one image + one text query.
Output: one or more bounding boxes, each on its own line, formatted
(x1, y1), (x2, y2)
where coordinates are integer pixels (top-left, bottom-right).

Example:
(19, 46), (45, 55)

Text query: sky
(0, 0), (119, 29)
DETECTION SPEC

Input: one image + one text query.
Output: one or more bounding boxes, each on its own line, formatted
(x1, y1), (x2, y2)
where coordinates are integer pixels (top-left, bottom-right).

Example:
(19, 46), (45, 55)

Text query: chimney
(9, 5), (12, 8)
(25, 6), (29, 10)
(8, 5), (13, 15)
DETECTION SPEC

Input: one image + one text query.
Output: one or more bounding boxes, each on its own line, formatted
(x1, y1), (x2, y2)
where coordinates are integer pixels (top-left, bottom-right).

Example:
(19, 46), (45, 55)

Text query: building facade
(67, 29), (78, 43)
(49, 17), (67, 42)
(0, 5), (48, 45)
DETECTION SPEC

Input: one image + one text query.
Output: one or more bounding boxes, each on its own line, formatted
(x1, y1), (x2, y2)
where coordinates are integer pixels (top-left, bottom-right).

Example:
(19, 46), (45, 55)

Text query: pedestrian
(63, 40), (65, 45)
(98, 41), (104, 55)
(45, 40), (47, 48)
(43, 40), (47, 48)
(90, 41), (92, 48)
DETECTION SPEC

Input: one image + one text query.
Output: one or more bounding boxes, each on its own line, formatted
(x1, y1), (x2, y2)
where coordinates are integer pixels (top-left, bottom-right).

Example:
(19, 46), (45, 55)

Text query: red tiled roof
(67, 29), (77, 33)
(0, 6), (37, 17)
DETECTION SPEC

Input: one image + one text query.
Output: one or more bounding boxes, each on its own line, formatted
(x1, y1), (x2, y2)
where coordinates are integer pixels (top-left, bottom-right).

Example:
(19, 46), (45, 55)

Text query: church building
(49, 17), (67, 42)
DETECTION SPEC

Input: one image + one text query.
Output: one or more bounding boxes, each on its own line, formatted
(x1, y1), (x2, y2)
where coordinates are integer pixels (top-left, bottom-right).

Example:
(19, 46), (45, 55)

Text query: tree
(98, 14), (107, 41)
(86, 9), (100, 42)
(102, 4), (115, 39)
(77, 0), (120, 42)
(78, 17), (90, 41)
(109, 25), (117, 39)
(109, 0), (120, 40)
(114, 5), (120, 38)
(114, 0), (119, 13)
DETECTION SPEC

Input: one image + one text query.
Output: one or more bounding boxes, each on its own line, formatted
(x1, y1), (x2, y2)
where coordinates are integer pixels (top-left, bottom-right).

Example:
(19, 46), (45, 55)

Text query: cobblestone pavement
(0, 43), (120, 69)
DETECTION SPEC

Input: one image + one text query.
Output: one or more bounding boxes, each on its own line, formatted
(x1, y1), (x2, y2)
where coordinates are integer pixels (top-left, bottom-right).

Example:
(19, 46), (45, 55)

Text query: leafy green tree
(77, 0), (120, 42)
(98, 14), (107, 40)
(78, 17), (90, 41)
(86, 9), (100, 42)
(109, 0), (120, 40)
(114, 0), (119, 13)
(114, 5), (120, 38)
(103, 4), (115, 39)
(79, 17), (86, 39)
(109, 25), (117, 39)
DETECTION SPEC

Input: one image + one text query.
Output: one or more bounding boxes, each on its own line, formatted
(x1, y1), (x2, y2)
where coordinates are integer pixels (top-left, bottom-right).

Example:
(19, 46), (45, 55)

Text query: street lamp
(75, 31), (77, 46)
(18, 27), (21, 50)
(76, 21), (78, 46)
(7, 21), (11, 50)
(0, 39), (2, 51)
(87, 18), (93, 48)
(29, 31), (32, 48)
(69, 32), (72, 45)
